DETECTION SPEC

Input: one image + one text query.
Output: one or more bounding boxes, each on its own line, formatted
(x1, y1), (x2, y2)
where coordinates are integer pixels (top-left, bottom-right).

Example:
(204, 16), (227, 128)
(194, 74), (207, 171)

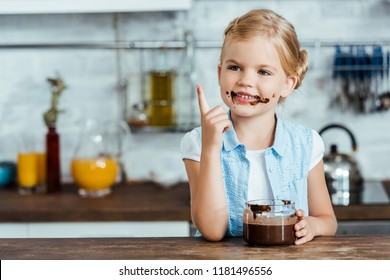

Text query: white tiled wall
(1, 0), (389, 183)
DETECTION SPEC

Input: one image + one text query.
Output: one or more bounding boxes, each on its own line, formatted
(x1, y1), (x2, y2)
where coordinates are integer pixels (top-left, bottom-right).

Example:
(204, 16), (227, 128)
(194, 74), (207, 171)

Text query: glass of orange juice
(17, 152), (38, 194)
(17, 134), (46, 195)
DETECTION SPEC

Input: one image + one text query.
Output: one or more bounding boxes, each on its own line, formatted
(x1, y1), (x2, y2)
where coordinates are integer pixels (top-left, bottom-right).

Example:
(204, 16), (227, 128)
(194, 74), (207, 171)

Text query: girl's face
(218, 36), (297, 118)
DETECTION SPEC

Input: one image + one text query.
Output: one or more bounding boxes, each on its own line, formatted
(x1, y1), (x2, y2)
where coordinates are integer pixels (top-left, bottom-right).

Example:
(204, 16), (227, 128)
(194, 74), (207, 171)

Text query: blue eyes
(227, 65), (270, 76)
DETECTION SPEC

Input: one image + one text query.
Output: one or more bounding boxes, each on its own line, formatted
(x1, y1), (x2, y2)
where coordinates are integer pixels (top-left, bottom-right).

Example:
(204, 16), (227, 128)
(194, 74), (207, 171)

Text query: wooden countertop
(0, 181), (389, 222)
(0, 236), (389, 260)
(0, 182), (191, 222)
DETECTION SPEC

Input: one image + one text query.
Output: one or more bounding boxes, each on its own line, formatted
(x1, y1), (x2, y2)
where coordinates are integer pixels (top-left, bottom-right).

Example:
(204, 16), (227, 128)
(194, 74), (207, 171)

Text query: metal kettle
(319, 124), (364, 206)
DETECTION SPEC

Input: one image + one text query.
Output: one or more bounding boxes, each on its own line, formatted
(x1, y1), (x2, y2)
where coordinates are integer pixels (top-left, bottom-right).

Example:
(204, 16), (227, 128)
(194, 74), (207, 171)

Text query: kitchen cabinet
(0, 0), (192, 14)
(0, 182), (191, 222)
(0, 182), (191, 238)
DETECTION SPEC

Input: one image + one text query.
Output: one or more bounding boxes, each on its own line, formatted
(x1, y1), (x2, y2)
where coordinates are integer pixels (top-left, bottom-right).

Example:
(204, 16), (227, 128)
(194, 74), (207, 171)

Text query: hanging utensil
(378, 50), (390, 111)
(355, 46), (370, 113)
(331, 45), (348, 110)
(362, 46), (372, 113)
(345, 46), (355, 110)
(350, 46), (360, 112)
(370, 45), (383, 112)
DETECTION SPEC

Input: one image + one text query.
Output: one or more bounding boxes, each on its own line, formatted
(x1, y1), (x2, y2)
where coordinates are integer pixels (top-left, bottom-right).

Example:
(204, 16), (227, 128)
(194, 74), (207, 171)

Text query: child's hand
(294, 209), (315, 245)
(197, 85), (231, 151)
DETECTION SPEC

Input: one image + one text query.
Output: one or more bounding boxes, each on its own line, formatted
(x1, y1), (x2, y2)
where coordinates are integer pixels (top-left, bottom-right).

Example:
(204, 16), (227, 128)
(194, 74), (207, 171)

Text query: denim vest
(192, 114), (313, 237)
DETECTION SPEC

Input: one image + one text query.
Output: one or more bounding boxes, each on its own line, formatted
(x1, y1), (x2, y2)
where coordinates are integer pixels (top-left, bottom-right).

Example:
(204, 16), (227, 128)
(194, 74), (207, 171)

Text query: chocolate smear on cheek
(256, 96), (270, 104)
(226, 91), (235, 108)
(227, 90), (236, 104)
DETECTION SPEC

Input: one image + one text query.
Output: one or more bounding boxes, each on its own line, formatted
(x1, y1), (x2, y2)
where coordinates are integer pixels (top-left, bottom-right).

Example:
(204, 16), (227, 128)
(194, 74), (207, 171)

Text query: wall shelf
(2, 39), (390, 50)
(0, 0), (192, 15)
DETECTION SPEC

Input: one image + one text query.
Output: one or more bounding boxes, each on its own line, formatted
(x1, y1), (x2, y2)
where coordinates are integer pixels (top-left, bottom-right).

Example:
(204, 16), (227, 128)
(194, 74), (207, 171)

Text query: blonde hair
(220, 9), (308, 89)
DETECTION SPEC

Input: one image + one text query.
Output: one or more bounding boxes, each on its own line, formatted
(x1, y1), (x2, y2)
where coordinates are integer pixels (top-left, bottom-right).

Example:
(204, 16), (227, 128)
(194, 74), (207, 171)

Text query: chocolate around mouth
(227, 91), (270, 105)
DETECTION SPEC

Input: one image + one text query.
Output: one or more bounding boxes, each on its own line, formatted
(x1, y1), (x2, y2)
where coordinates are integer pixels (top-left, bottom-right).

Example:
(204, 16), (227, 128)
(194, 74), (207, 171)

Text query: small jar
(243, 199), (298, 246)
(129, 103), (149, 128)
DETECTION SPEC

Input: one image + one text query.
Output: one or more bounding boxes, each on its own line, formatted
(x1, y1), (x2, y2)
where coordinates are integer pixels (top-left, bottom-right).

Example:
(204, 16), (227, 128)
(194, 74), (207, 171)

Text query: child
(181, 9), (337, 245)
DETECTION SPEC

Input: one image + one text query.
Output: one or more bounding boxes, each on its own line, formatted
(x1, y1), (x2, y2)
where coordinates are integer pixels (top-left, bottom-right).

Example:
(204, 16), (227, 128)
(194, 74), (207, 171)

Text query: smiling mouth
(227, 91), (270, 105)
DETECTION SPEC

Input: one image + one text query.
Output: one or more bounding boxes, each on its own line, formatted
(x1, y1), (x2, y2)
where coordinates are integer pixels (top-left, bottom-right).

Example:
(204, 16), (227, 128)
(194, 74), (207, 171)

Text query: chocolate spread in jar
(243, 199), (297, 246)
(243, 223), (296, 246)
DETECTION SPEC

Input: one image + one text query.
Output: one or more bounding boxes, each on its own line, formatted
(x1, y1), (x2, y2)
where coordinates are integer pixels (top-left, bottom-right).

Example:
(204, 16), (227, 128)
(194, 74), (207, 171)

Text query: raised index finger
(196, 84), (210, 116)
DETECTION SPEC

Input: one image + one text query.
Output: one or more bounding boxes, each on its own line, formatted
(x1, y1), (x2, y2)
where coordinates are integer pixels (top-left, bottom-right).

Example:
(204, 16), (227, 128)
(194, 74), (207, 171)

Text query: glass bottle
(46, 125), (61, 193)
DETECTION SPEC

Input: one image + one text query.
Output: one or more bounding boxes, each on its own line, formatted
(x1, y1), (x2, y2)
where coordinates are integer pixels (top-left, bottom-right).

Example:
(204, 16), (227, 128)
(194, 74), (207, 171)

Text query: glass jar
(243, 199), (298, 246)
(71, 119), (119, 198)
(148, 70), (176, 127)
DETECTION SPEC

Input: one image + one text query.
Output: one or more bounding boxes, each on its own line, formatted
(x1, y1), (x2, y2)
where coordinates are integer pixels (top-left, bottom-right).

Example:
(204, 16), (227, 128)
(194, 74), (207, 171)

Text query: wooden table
(0, 236), (389, 260)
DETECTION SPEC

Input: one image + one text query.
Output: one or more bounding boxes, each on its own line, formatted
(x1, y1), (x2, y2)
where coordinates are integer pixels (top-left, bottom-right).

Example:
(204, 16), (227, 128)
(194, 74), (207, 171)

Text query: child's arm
(294, 160), (338, 245)
(183, 85), (231, 241)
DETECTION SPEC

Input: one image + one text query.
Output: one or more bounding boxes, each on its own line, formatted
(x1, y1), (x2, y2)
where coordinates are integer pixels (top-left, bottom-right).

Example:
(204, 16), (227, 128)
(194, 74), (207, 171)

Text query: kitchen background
(1, 0), (390, 187)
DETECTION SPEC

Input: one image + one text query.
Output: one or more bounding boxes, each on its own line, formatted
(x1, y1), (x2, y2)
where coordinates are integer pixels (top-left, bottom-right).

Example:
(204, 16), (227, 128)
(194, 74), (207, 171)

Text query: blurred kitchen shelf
(129, 124), (197, 133)
(0, 0), (192, 15)
(3, 39), (390, 50)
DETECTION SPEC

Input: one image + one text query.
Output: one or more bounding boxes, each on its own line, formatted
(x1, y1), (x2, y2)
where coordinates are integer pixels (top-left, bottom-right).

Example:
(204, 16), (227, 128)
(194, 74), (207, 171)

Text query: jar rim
(245, 199), (296, 215)
(246, 199), (295, 206)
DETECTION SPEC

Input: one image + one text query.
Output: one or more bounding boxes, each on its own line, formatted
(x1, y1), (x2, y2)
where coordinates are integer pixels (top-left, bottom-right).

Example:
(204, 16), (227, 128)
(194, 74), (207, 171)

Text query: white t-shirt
(181, 129), (325, 200)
